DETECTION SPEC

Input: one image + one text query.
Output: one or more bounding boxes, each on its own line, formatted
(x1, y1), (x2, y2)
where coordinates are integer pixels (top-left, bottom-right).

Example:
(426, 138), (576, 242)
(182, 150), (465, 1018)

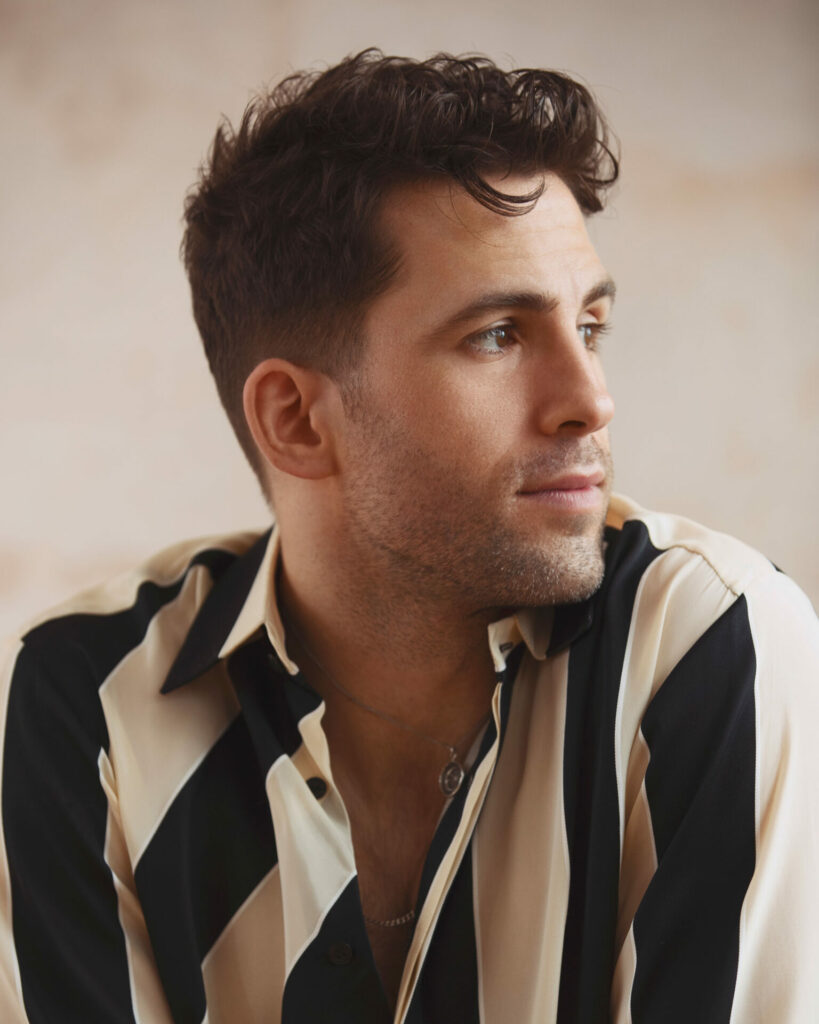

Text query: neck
(278, 569), (496, 723)
(274, 520), (500, 787)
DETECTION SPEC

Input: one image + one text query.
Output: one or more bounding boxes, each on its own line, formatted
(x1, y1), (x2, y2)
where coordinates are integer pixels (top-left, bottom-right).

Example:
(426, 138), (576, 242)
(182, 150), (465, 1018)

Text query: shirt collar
(161, 525), (595, 693)
(485, 599), (594, 672)
(161, 525), (280, 693)
(216, 524), (299, 675)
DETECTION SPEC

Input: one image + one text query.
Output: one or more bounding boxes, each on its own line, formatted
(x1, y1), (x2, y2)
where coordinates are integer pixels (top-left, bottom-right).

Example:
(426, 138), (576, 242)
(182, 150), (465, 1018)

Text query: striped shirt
(1, 494), (817, 1023)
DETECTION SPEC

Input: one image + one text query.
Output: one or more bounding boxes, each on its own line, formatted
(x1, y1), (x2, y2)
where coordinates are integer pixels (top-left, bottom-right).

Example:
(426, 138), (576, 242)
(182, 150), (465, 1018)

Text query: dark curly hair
(182, 49), (619, 477)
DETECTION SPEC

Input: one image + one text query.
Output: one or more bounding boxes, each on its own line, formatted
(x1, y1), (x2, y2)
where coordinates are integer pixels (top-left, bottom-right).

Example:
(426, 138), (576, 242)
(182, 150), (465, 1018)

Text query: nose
(533, 325), (615, 436)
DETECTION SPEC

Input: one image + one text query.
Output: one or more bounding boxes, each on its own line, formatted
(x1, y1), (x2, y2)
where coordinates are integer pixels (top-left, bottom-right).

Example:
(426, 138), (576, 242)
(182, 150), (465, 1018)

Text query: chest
(342, 784), (445, 1008)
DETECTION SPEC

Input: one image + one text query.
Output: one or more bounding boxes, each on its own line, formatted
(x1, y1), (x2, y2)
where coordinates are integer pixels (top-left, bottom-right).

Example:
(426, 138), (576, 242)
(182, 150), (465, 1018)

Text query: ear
(243, 358), (339, 480)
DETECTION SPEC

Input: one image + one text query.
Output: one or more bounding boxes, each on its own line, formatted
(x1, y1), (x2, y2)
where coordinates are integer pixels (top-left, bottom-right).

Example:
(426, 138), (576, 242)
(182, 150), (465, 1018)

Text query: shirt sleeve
(0, 636), (169, 1023)
(728, 571), (819, 1022)
(613, 569), (819, 1024)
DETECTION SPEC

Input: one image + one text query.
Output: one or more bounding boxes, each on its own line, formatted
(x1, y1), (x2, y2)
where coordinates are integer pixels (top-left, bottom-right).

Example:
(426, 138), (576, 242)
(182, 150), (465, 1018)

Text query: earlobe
(243, 359), (338, 480)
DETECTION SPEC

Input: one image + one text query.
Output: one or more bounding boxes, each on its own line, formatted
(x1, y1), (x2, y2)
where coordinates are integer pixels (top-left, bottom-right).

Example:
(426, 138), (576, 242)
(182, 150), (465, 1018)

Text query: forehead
(368, 173), (607, 337)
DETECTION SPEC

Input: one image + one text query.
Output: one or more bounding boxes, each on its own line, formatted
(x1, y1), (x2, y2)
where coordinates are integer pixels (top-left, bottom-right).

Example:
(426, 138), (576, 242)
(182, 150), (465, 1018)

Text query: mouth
(516, 467), (607, 512)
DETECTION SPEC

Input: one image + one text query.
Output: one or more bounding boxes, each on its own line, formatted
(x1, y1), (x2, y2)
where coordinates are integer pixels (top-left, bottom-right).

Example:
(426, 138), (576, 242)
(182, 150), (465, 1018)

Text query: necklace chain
(364, 908), (416, 928)
(285, 619), (490, 797)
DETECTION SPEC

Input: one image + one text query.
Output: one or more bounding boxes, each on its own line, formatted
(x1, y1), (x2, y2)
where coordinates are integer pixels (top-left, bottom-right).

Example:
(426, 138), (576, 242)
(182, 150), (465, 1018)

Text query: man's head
(182, 50), (617, 470)
(183, 50), (619, 611)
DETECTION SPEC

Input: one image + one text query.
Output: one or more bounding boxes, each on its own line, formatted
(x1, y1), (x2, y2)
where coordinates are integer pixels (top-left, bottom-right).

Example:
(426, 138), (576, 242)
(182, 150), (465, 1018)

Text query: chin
(536, 552), (606, 606)
(547, 560), (606, 605)
(488, 525), (608, 609)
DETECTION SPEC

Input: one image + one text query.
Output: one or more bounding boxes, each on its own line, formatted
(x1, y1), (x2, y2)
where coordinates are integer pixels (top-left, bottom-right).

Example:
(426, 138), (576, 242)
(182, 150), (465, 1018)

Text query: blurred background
(1, 0), (817, 635)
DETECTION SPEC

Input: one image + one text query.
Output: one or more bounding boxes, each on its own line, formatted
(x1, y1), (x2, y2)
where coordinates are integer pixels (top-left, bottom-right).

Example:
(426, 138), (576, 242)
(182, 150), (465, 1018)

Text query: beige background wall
(2, 0), (817, 636)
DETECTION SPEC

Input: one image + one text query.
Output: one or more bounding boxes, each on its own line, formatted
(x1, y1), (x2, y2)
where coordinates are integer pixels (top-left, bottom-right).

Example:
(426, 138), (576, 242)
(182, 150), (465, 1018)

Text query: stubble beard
(341, 405), (613, 616)
(474, 499), (609, 610)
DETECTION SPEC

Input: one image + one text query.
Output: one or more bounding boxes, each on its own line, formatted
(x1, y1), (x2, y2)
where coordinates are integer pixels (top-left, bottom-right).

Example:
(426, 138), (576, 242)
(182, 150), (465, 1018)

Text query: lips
(518, 467), (606, 495)
(515, 466), (607, 514)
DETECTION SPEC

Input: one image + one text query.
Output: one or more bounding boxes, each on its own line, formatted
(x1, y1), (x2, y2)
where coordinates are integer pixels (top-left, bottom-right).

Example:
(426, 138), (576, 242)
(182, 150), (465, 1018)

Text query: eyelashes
(579, 321), (612, 352)
(467, 324), (517, 354)
(467, 320), (613, 357)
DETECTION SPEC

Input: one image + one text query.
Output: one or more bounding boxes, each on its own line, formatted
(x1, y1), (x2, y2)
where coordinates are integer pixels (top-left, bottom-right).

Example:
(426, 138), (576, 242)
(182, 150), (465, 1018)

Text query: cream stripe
(264, 736), (357, 975)
(285, 869), (355, 980)
(610, 743), (656, 1022)
(15, 533), (258, 638)
(395, 679), (507, 1024)
(610, 544), (737, 1020)
(486, 615), (523, 671)
(728, 573), (819, 1023)
(613, 545), (737, 852)
(130, 710), (233, 869)
(218, 526), (279, 663)
(98, 567), (240, 866)
(201, 866), (285, 1024)
(99, 750), (173, 1023)
(615, 735), (656, 955)
(612, 494), (772, 598)
(471, 654), (571, 1024)
(0, 639), (26, 1023)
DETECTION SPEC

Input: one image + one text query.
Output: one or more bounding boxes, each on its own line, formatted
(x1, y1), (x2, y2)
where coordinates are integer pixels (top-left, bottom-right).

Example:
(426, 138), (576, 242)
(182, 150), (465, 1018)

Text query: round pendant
(439, 759), (465, 797)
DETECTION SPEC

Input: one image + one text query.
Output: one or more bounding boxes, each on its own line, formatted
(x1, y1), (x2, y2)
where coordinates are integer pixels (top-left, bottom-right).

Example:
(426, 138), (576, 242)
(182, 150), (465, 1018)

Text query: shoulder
(605, 493), (780, 600)
(2, 529), (265, 725)
(601, 494), (815, 647)
(596, 495), (817, 715)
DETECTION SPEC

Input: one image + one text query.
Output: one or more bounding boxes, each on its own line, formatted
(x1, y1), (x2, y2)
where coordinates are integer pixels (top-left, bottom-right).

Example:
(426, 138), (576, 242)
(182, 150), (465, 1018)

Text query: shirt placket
(230, 630), (523, 1024)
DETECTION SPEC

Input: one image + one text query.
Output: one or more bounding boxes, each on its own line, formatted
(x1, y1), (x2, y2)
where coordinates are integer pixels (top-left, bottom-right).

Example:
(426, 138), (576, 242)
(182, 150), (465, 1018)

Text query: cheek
(406, 368), (507, 428)
(407, 399), (500, 470)
(375, 358), (526, 474)
(415, 410), (518, 497)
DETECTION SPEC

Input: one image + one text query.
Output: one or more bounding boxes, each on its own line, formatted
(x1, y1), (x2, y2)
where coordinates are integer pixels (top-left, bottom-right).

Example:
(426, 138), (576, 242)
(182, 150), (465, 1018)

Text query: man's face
(336, 173), (616, 614)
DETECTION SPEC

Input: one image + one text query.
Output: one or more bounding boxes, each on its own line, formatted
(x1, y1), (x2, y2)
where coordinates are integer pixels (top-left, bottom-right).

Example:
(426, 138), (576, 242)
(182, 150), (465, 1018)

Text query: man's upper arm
(615, 567), (819, 1024)
(729, 570), (819, 1021)
(0, 635), (139, 1022)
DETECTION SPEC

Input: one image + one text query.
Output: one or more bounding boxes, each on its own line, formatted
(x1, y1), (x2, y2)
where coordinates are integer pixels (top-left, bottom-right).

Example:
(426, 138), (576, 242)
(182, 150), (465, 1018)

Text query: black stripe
(282, 876), (391, 1024)
(557, 520), (663, 1024)
(163, 532), (271, 691)
(23, 546), (236, 683)
(133, 714), (278, 1024)
(548, 596), (594, 656)
(631, 596), (756, 1024)
(3, 644), (136, 1022)
(407, 839), (480, 1024)
(228, 636), (318, 769)
(3, 545), (234, 1021)
(414, 644), (523, 919)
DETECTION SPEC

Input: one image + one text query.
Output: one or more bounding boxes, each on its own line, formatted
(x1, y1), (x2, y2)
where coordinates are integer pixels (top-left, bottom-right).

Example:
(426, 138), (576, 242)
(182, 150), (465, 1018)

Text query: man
(1, 50), (816, 1024)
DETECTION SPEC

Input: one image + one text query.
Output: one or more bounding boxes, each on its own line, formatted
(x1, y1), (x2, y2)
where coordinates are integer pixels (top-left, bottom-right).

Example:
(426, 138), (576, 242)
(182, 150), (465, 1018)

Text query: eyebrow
(427, 277), (617, 339)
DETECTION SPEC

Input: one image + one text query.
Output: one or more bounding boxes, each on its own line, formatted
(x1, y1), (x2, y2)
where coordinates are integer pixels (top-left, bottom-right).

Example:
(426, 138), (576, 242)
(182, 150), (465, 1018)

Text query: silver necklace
(287, 622), (490, 798)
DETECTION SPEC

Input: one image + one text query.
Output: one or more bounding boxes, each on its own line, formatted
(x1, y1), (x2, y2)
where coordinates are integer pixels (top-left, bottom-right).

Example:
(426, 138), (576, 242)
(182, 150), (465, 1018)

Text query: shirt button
(307, 776), (327, 799)
(326, 942), (354, 966)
